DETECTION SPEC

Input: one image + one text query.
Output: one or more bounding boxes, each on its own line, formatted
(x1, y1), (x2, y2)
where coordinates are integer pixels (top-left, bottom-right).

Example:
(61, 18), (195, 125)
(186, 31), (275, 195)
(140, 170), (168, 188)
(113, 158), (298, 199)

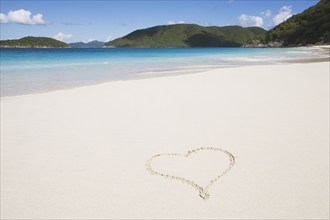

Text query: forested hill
(69, 40), (104, 48)
(0, 37), (69, 48)
(105, 24), (266, 48)
(265, 0), (330, 46)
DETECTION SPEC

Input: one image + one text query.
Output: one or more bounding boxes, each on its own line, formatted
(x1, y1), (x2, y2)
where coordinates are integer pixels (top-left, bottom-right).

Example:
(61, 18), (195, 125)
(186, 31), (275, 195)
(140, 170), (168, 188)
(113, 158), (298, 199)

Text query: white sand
(1, 62), (329, 219)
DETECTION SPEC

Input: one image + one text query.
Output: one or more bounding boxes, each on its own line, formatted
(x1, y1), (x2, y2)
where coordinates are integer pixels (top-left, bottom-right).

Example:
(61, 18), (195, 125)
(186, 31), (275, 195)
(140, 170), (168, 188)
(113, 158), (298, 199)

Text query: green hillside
(0, 36), (69, 48)
(266, 0), (330, 46)
(105, 24), (266, 48)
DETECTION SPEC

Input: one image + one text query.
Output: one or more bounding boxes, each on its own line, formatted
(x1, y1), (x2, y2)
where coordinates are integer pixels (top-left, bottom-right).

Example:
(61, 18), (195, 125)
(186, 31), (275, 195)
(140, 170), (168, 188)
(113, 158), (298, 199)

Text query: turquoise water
(0, 47), (327, 97)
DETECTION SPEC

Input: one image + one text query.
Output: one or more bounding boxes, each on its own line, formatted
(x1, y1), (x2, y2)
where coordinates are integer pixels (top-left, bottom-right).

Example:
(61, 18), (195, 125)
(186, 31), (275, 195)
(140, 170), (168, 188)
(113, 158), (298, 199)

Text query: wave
(1, 47), (328, 97)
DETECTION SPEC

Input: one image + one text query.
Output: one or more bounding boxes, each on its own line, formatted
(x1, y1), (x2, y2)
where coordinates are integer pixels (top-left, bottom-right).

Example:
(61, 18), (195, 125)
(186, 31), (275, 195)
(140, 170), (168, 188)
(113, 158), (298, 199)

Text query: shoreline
(286, 57), (330, 63)
(1, 44), (329, 49)
(2, 54), (329, 99)
(1, 62), (329, 219)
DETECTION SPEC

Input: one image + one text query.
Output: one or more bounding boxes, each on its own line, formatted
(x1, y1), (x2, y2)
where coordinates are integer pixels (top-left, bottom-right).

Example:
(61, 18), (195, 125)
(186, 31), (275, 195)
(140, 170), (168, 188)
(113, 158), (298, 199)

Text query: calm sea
(0, 47), (327, 97)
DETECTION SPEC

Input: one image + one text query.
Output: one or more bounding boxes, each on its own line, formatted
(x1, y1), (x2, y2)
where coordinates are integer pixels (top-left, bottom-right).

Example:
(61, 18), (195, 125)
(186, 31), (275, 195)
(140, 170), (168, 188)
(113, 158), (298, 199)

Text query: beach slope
(1, 62), (329, 219)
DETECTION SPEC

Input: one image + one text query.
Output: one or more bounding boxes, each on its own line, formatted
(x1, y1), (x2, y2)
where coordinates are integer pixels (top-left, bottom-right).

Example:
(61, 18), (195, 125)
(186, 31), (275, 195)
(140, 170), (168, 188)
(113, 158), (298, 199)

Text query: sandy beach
(1, 62), (329, 219)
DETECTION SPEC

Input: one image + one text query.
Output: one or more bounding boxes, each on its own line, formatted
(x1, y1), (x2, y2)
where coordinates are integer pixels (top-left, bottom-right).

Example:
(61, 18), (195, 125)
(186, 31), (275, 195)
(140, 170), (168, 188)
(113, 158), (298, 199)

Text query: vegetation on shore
(0, 37), (69, 48)
(265, 0), (330, 46)
(107, 0), (329, 49)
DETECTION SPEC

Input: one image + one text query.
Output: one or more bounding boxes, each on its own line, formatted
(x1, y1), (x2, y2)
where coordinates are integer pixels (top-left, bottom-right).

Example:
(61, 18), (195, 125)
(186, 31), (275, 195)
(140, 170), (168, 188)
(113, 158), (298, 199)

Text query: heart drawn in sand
(146, 147), (236, 200)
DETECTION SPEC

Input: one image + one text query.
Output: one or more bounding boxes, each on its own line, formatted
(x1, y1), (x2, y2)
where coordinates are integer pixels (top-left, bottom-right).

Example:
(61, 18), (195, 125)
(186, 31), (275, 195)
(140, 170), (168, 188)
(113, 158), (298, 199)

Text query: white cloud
(239, 14), (264, 27)
(85, 39), (95, 43)
(0, 9), (46, 25)
(106, 35), (112, 42)
(167, 20), (185, 25)
(273, 5), (293, 25)
(0, 13), (8, 23)
(261, 10), (272, 18)
(53, 32), (73, 43)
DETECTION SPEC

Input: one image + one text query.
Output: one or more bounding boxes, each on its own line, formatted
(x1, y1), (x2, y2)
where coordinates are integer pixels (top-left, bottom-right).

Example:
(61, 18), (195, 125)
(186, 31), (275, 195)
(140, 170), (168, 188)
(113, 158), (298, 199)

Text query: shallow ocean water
(0, 47), (327, 96)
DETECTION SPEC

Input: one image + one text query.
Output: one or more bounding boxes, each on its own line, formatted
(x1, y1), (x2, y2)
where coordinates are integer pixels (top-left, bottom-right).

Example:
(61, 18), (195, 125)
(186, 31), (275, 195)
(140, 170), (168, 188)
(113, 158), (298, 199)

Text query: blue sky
(0, 0), (319, 43)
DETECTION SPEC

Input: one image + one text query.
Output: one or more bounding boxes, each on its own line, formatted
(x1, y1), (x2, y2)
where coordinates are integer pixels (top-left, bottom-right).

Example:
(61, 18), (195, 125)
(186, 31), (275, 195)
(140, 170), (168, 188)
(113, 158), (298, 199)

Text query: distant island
(0, 0), (328, 48)
(69, 41), (104, 48)
(0, 37), (69, 48)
